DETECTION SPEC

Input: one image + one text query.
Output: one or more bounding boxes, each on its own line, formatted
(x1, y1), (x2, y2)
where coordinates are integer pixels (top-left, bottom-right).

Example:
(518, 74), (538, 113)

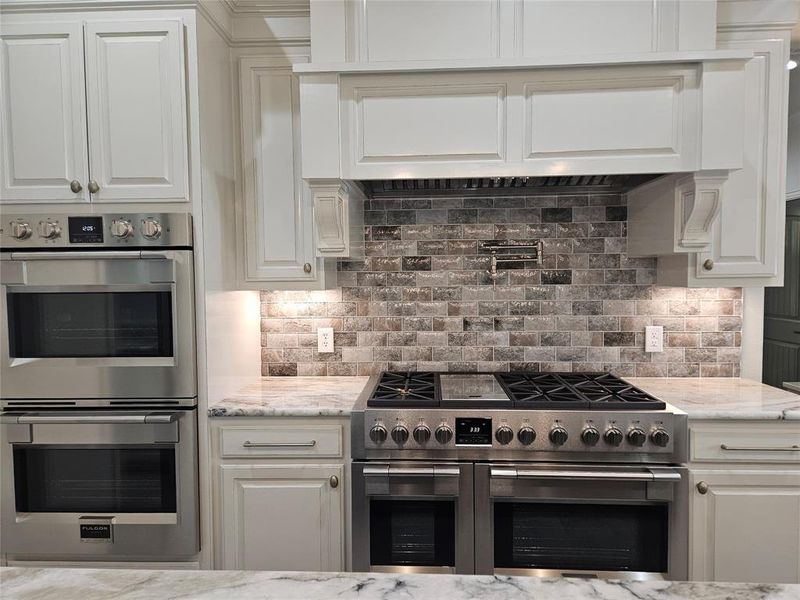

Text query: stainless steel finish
(242, 440), (317, 448)
(37, 220), (61, 239)
(703, 258), (714, 270)
(696, 481), (709, 494)
(8, 250), (168, 261)
(9, 221), (32, 240)
(70, 180), (83, 193)
(329, 475), (339, 488)
(141, 218), (163, 240)
(303, 262), (312, 273)
(87, 180), (100, 194)
(489, 467), (682, 482)
(494, 568), (666, 581)
(1, 407), (199, 559)
(391, 424), (409, 444)
(111, 219), (133, 239)
(720, 443), (800, 452)
(413, 424), (431, 444)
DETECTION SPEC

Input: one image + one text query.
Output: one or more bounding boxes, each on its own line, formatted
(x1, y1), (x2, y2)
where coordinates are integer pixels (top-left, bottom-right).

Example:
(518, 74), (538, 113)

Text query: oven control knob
(517, 426), (536, 445)
(495, 426), (514, 445)
(391, 425), (409, 445)
(604, 427), (624, 447)
(9, 221), (33, 240)
(549, 426), (569, 446)
(369, 425), (387, 444)
(650, 428), (670, 447)
(435, 425), (453, 445)
(37, 220), (61, 239)
(627, 428), (647, 447)
(141, 218), (163, 240)
(581, 427), (600, 446)
(111, 219), (133, 239)
(413, 425), (431, 444)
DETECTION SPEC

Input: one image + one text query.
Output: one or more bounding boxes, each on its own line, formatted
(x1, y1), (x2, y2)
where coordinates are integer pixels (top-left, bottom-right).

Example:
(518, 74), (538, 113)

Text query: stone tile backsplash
(260, 194), (742, 377)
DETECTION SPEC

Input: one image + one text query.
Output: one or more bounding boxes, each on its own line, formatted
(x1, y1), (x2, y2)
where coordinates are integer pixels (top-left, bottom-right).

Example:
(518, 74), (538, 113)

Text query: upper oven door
(474, 463), (688, 580)
(0, 250), (196, 400)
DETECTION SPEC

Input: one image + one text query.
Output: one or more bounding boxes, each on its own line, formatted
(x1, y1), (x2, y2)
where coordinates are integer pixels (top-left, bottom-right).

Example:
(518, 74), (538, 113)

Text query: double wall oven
(0, 213), (199, 561)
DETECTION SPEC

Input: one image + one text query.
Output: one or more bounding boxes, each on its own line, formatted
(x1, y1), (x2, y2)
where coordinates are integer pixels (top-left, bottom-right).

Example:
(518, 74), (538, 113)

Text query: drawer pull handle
(720, 444), (800, 452)
(242, 440), (317, 448)
(696, 481), (709, 494)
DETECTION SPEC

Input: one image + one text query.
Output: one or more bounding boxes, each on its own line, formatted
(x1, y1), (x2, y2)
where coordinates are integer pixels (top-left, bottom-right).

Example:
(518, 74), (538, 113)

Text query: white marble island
(2, 567), (799, 600)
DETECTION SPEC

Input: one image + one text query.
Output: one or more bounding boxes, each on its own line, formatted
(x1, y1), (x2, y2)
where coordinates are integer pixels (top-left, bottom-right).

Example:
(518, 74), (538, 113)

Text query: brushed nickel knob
(303, 262), (312, 273)
(696, 481), (709, 495)
(9, 221), (32, 240)
(329, 475), (339, 488)
(87, 180), (100, 194)
(69, 180), (82, 193)
(37, 220), (61, 239)
(111, 219), (133, 239)
(141, 218), (162, 240)
(702, 259), (714, 271)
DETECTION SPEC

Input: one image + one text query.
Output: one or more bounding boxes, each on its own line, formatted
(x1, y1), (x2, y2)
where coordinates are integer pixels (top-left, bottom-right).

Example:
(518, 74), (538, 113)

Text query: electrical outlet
(317, 327), (334, 353)
(645, 326), (664, 353)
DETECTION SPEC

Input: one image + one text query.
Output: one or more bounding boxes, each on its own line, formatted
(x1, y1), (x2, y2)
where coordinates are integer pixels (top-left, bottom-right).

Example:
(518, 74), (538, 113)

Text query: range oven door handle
(7, 251), (169, 261)
(490, 468), (682, 482)
(362, 466), (461, 478)
(361, 465), (462, 497)
(5, 413), (180, 425)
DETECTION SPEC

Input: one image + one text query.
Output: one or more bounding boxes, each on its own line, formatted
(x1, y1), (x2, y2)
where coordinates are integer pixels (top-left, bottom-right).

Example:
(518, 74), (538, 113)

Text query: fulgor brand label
(80, 523), (113, 542)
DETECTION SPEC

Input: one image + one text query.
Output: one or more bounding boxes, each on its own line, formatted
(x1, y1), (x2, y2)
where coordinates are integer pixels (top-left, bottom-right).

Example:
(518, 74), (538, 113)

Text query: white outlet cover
(318, 327), (334, 353)
(645, 325), (664, 353)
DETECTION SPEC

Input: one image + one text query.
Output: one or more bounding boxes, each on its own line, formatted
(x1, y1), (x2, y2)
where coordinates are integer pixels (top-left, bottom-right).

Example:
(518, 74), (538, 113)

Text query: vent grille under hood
(361, 174), (662, 198)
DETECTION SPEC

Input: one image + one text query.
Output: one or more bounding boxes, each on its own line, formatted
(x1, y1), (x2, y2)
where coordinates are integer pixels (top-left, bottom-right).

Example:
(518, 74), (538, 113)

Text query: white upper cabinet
(0, 17), (188, 204)
(84, 20), (187, 202)
(0, 22), (89, 202)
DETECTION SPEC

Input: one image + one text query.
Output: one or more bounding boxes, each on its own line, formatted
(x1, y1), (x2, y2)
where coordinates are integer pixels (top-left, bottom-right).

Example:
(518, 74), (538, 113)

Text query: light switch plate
(645, 326), (664, 353)
(317, 327), (334, 353)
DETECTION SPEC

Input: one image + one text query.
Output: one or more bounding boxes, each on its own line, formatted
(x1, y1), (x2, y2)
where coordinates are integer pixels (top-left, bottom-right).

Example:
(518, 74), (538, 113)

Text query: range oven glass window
(494, 502), (668, 573)
(13, 446), (177, 513)
(7, 292), (173, 358)
(370, 499), (455, 567)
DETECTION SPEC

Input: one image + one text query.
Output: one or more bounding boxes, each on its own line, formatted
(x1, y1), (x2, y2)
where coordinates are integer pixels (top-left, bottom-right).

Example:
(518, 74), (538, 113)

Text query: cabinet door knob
(87, 180), (100, 194)
(696, 481), (709, 494)
(69, 180), (82, 193)
(329, 475), (339, 488)
(303, 262), (312, 274)
(702, 259), (714, 271)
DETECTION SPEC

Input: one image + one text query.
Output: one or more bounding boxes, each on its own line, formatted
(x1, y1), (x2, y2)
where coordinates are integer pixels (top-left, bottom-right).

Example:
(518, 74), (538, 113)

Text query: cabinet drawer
(690, 424), (800, 463)
(220, 425), (343, 459)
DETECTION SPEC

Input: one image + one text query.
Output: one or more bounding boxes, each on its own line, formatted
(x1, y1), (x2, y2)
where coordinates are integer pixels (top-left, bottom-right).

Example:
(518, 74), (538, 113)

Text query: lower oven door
(475, 464), (688, 580)
(352, 462), (474, 574)
(0, 409), (199, 560)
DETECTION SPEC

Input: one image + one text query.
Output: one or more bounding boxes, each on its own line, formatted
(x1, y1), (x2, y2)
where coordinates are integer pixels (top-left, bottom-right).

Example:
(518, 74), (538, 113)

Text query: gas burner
(368, 372), (438, 407)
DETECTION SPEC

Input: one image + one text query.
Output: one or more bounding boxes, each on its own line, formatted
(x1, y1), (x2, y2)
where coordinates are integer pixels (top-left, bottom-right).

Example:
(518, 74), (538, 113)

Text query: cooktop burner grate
(367, 371), (439, 407)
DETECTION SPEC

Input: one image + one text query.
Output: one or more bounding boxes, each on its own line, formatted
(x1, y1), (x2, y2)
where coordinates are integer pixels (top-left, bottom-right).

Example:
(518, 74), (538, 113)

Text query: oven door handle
(490, 468), (682, 482)
(363, 466), (461, 478)
(7, 251), (169, 261)
(7, 413), (180, 425)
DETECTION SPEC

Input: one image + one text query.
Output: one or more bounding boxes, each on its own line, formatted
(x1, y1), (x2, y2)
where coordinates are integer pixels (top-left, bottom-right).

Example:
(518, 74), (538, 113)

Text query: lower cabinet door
(690, 470), (800, 583)
(219, 464), (344, 571)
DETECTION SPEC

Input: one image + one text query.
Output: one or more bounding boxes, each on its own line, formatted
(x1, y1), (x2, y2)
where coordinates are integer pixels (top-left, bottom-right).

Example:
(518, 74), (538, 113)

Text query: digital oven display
(68, 216), (104, 243)
(455, 417), (492, 446)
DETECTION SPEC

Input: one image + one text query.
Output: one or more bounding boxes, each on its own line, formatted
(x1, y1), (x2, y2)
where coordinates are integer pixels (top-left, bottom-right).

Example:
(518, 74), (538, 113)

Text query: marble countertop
(627, 377), (800, 420)
(2, 567), (798, 600)
(208, 376), (370, 417)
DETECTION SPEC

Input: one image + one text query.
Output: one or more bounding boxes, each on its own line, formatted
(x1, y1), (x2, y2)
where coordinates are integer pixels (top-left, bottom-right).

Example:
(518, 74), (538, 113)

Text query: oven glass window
(370, 500), (455, 567)
(13, 446), (177, 513)
(7, 292), (173, 358)
(494, 502), (668, 573)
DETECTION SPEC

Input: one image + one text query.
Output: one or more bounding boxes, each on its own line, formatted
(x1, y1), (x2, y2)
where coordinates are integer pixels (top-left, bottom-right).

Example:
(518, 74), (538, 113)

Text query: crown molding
(224, 0), (309, 17)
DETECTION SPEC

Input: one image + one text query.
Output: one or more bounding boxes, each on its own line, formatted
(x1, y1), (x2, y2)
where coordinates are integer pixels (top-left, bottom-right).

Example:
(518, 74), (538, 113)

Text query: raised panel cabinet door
(219, 464), (344, 571)
(239, 57), (316, 282)
(0, 22), (89, 203)
(84, 20), (187, 202)
(690, 471), (800, 583)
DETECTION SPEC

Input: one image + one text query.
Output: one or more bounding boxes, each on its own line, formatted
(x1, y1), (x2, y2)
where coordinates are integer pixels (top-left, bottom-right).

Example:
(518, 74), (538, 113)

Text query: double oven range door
(352, 462), (474, 574)
(474, 463), (689, 580)
(0, 249), (195, 402)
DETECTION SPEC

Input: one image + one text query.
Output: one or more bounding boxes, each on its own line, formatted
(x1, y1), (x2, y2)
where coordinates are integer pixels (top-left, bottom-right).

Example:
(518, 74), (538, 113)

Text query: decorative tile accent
(260, 194), (742, 377)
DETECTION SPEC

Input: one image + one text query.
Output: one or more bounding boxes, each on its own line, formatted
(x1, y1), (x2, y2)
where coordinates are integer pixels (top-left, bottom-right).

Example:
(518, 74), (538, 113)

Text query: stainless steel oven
(0, 407), (199, 560)
(474, 463), (688, 580)
(352, 462), (474, 574)
(0, 213), (195, 402)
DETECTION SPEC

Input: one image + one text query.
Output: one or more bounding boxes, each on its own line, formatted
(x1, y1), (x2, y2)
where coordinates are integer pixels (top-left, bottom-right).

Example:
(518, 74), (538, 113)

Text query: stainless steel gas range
(351, 371), (689, 580)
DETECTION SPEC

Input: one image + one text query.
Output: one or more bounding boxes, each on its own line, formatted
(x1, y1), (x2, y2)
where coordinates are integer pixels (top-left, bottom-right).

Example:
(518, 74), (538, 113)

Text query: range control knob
(627, 428), (647, 447)
(9, 221), (32, 240)
(517, 426), (536, 445)
(413, 425), (431, 444)
(141, 218), (163, 240)
(549, 426), (569, 446)
(495, 426), (514, 445)
(37, 220), (61, 239)
(369, 425), (387, 444)
(650, 428), (670, 447)
(581, 427), (600, 446)
(435, 425), (453, 445)
(391, 425), (409, 445)
(111, 219), (133, 239)
(604, 427), (624, 447)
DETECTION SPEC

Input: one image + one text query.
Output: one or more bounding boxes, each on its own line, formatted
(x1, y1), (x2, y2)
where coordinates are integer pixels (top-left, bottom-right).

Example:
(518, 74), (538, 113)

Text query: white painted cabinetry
(0, 17), (188, 204)
(211, 417), (349, 572)
(689, 421), (800, 583)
